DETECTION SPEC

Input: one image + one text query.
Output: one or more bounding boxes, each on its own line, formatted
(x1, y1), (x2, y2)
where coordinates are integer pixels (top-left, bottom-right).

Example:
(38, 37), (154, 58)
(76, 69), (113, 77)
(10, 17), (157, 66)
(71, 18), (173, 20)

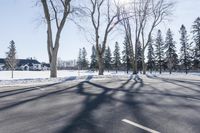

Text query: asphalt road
(0, 75), (200, 133)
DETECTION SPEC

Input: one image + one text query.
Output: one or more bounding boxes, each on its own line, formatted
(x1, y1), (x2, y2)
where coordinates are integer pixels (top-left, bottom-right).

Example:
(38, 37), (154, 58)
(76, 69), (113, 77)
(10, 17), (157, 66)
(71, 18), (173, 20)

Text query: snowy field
(0, 70), (131, 80)
(0, 70), (200, 87)
(0, 70), (132, 87)
(146, 71), (200, 80)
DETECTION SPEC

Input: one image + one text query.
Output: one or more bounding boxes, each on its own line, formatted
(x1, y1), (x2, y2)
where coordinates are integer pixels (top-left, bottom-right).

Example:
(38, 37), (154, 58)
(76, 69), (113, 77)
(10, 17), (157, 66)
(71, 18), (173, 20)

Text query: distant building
(0, 58), (50, 71)
(65, 60), (77, 68)
(18, 59), (42, 71)
(57, 59), (77, 70)
(41, 63), (50, 70)
(0, 58), (6, 70)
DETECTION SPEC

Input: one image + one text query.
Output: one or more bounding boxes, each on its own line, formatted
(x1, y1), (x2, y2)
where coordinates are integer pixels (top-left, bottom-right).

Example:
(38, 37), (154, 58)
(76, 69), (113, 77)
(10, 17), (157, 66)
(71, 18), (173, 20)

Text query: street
(0, 75), (200, 133)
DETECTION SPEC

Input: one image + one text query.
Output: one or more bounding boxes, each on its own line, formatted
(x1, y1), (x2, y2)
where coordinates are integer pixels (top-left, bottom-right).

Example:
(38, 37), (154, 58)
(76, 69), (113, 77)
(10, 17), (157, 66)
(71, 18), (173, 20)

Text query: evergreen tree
(77, 48), (82, 70)
(104, 46), (112, 72)
(192, 17), (200, 69)
(155, 30), (165, 74)
(137, 41), (143, 73)
(5, 40), (17, 78)
(113, 42), (121, 73)
(165, 28), (178, 74)
(147, 36), (155, 73)
(82, 47), (88, 69)
(90, 45), (98, 71)
(122, 36), (131, 73)
(180, 25), (192, 74)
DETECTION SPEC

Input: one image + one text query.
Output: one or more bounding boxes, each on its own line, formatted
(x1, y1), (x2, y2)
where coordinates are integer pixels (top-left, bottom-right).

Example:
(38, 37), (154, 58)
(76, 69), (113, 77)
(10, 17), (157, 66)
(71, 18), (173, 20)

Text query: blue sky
(0, 0), (200, 62)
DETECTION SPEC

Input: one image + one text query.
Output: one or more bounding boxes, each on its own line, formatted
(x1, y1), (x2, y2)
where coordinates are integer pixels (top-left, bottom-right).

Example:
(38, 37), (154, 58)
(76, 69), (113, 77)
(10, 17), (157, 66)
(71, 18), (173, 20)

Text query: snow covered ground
(0, 70), (132, 87)
(146, 71), (200, 80)
(0, 70), (132, 80)
(0, 70), (200, 87)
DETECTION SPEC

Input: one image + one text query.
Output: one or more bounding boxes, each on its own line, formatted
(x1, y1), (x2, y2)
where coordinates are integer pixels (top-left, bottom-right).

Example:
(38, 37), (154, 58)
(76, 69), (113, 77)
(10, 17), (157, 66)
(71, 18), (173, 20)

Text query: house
(0, 58), (49, 71)
(18, 59), (42, 71)
(0, 58), (5, 70)
(41, 63), (50, 70)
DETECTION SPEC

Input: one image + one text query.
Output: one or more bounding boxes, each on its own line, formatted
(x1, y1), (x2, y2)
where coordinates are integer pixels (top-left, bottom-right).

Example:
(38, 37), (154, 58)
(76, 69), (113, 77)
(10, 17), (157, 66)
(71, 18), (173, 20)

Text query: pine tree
(165, 28), (178, 74)
(104, 46), (112, 72)
(180, 25), (192, 74)
(192, 17), (200, 69)
(155, 30), (165, 74)
(113, 42), (121, 73)
(90, 45), (98, 71)
(122, 36), (131, 73)
(147, 36), (155, 73)
(137, 41), (143, 73)
(82, 47), (88, 69)
(5, 40), (17, 78)
(77, 48), (82, 70)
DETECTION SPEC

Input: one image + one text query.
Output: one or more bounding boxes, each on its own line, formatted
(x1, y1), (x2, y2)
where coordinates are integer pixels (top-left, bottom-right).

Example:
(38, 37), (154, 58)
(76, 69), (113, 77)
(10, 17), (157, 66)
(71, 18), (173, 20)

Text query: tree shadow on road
(0, 76), (81, 99)
(59, 75), (149, 133)
(1, 74), (200, 133)
(146, 74), (200, 94)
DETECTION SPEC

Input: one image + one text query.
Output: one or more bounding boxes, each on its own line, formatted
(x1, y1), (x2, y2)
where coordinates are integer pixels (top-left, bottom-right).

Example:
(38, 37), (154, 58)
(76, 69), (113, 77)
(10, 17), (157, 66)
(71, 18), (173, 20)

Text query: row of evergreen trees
(78, 41), (141, 73)
(77, 17), (200, 74)
(147, 17), (200, 74)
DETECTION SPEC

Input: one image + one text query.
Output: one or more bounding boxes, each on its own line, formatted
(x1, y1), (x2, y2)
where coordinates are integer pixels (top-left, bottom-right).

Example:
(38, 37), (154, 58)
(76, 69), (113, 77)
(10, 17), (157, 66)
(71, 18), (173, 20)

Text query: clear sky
(0, 0), (199, 63)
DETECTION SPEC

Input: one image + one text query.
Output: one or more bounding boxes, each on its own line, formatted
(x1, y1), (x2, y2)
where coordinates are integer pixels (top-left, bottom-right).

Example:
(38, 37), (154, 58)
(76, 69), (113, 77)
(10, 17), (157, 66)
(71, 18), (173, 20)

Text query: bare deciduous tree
(121, 0), (174, 74)
(120, 8), (135, 73)
(84, 0), (123, 75)
(40, 0), (71, 77)
(140, 0), (174, 74)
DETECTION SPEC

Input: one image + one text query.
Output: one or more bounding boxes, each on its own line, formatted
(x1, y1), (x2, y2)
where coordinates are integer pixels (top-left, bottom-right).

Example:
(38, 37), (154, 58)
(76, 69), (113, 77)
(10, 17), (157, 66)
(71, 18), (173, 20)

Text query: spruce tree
(180, 25), (192, 74)
(192, 17), (200, 69)
(137, 41), (143, 73)
(113, 42), (121, 73)
(155, 30), (165, 74)
(147, 36), (155, 73)
(5, 40), (17, 78)
(122, 36), (131, 74)
(82, 47), (88, 69)
(104, 46), (112, 72)
(165, 29), (178, 74)
(90, 45), (98, 71)
(77, 48), (82, 70)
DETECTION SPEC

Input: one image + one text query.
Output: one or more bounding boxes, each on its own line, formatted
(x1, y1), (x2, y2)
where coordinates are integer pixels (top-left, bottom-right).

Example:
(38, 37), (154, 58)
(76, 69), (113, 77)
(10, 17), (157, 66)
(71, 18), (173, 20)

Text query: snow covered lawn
(0, 70), (132, 87)
(0, 70), (132, 80)
(146, 72), (200, 81)
(0, 70), (200, 87)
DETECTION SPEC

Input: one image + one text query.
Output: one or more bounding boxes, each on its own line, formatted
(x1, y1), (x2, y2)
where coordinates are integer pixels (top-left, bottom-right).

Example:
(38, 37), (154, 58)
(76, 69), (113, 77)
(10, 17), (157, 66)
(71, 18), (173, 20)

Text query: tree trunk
(127, 63), (129, 74)
(134, 53), (138, 74)
(185, 64), (188, 74)
(11, 70), (13, 79)
(98, 55), (104, 75)
(159, 62), (162, 74)
(142, 51), (146, 74)
(50, 51), (58, 78)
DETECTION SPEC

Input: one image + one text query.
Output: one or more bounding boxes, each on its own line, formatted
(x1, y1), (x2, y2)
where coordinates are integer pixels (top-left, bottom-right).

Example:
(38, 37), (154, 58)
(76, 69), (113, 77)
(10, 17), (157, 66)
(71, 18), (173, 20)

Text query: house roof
(42, 63), (50, 67)
(18, 59), (41, 66)
(0, 58), (41, 65)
